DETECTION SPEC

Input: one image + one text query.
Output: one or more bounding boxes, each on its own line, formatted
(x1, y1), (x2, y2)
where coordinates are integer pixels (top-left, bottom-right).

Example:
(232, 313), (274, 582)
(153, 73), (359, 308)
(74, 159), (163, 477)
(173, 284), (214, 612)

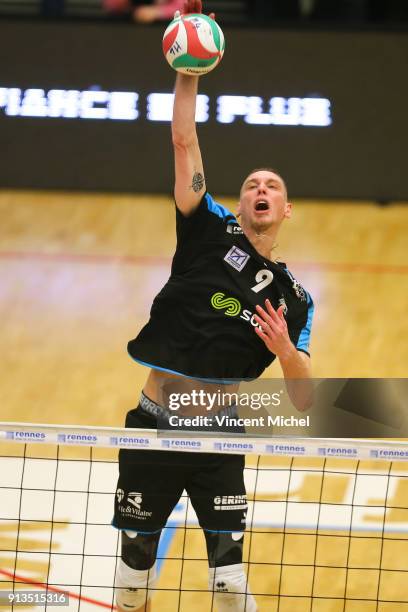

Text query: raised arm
(172, 73), (206, 216)
(172, 0), (212, 215)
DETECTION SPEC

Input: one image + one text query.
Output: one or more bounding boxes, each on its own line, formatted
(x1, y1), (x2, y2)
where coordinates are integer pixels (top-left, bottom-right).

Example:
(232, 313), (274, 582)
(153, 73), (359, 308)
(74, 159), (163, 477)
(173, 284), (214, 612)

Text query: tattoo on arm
(191, 172), (205, 193)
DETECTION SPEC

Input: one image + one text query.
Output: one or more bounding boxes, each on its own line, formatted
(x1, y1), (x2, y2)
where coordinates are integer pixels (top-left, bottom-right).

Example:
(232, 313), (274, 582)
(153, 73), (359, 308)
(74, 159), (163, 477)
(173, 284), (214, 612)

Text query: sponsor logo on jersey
(226, 224), (243, 235)
(224, 246), (250, 271)
(210, 292), (266, 330)
(214, 494), (248, 511)
(211, 292), (267, 331)
(116, 488), (125, 503)
(211, 292), (242, 316)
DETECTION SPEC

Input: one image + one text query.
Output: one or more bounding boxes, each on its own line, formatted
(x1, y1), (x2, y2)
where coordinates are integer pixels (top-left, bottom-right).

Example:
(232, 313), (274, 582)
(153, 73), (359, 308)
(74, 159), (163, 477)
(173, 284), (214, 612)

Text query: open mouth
(255, 201), (269, 212)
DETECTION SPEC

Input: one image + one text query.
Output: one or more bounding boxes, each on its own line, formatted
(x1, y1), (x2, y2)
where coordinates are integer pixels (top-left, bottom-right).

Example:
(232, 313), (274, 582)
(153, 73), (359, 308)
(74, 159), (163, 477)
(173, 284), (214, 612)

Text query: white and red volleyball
(162, 13), (225, 75)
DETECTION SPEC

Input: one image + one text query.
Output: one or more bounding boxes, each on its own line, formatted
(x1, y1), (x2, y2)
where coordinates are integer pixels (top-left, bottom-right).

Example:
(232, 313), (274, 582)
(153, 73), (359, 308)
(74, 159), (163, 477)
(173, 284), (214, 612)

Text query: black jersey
(128, 192), (314, 383)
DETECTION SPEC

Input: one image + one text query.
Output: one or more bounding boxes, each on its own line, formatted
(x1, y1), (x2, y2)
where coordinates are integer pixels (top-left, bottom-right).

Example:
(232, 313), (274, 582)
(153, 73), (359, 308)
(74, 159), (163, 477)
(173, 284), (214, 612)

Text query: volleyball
(162, 13), (225, 75)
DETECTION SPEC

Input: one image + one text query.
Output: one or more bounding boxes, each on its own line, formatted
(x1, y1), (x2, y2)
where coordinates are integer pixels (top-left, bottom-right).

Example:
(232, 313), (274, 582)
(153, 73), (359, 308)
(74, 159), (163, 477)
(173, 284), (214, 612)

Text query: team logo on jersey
(211, 292), (241, 316)
(224, 246), (250, 271)
(116, 488), (125, 504)
(226, 224), (243, 235)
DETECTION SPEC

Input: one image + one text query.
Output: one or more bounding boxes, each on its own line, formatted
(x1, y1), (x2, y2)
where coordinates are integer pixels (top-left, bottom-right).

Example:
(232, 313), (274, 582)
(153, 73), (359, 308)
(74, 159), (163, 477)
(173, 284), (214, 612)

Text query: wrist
(277, 342), (297, 364)
(176, 73), (200, 85)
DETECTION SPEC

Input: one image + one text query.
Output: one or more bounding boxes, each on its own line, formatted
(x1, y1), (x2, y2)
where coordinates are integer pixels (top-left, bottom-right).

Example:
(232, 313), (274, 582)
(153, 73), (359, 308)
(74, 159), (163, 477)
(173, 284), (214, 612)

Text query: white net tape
(1, 421), (408, 460)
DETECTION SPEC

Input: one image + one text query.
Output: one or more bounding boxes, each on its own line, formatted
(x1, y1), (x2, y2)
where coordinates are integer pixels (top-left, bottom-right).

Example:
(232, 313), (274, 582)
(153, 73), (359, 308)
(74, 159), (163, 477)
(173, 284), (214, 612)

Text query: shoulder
(176, 191), (237, 226)
(202, 193), (235, 222)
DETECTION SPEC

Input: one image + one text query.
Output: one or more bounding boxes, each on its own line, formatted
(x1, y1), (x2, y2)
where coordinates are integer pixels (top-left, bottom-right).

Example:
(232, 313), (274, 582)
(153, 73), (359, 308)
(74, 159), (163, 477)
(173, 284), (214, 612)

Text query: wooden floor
(0, 189), (408, 611)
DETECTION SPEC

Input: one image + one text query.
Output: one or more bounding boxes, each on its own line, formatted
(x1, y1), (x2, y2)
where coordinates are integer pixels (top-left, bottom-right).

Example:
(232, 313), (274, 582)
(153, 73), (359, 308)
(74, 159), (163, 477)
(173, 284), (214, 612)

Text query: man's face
(237, 170), (292, 231)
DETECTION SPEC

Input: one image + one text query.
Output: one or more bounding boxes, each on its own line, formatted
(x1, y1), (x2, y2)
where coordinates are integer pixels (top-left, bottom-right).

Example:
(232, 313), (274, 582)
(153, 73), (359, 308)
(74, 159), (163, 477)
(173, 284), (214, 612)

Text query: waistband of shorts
(139, 392), (238, 419)
(139, 392), (171, 419)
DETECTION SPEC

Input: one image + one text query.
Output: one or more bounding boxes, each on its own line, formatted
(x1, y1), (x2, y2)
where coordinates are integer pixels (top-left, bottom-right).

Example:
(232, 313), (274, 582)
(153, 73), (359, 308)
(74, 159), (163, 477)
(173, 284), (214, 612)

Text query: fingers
(254, 326), (270, 343)
(255, 301), (279, 328)
(181, 1), (213, 18)
(183, 0), (203, 15)
(254, 300), (290, 355)
(255, 304), (269, 323)
(255, 300), (287, 336)
(277, 304), (286, 319)
(265, 299), (281, 323)
(254, 314), (272, 335)
(191, 0), (201, 13)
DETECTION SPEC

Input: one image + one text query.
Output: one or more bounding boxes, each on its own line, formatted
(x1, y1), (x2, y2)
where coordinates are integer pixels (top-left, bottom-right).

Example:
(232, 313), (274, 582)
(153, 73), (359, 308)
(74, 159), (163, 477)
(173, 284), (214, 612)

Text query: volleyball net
(1, 422), (408, 611)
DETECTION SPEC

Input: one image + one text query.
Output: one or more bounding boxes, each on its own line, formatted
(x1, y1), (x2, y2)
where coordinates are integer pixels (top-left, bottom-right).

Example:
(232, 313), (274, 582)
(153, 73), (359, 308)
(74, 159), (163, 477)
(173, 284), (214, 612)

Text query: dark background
(0, 19), (407, 200)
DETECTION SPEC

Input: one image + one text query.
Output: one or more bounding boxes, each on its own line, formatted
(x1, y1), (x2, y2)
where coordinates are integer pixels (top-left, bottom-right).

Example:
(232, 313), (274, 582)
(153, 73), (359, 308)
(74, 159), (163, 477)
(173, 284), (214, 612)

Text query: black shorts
(113, 404), (247, 533)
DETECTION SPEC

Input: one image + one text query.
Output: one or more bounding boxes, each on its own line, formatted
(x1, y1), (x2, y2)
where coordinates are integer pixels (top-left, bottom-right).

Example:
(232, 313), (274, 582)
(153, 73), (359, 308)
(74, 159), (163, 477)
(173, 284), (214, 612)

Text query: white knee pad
(208, 564), (257, 612)
(115, 558), (157, 611)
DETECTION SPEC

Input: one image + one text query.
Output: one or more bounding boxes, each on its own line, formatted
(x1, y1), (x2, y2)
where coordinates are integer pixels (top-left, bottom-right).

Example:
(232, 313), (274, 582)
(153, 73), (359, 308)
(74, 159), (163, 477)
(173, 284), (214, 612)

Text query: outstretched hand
(180, 0), (215, 19)
(254, 299), (293, 359)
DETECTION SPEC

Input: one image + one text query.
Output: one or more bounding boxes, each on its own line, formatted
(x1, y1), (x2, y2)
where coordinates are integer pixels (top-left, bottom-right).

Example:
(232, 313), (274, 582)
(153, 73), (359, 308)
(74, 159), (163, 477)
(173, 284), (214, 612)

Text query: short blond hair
(241, 167), (288, 201)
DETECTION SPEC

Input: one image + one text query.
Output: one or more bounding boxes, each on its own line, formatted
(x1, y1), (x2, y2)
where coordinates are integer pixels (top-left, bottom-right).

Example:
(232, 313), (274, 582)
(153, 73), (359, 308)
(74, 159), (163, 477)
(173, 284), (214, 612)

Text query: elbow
(294, 386), (314, 412)
(294, 397), (313, 412)
(285, 379), (314, 412)
(172, 135), (187, 150)
(172, 131), (197, 149)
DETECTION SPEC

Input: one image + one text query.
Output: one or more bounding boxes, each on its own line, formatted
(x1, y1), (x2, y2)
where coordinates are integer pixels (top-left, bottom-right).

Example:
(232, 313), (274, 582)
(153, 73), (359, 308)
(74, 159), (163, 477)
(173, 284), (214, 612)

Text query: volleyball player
(113, 1), (314, 610)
